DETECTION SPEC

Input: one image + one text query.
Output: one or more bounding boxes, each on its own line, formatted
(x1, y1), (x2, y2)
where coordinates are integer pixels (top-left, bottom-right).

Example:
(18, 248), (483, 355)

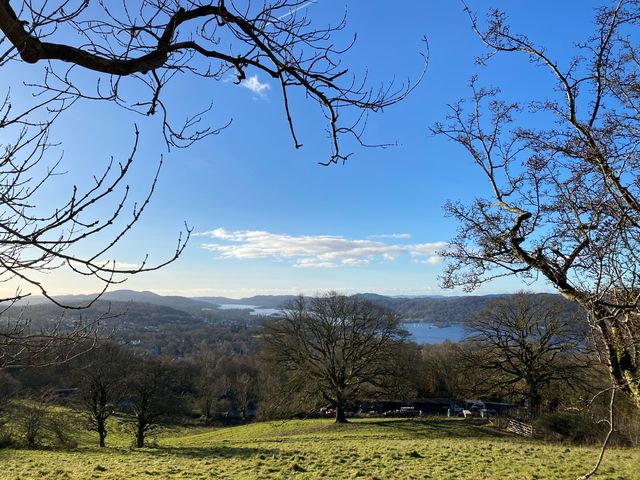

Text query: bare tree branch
(0, 0), (425, 160)
(435, 1), (640, 408)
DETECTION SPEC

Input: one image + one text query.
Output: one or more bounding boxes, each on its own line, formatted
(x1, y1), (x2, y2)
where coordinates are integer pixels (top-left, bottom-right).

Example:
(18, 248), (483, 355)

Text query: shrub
(535, 412), (605, 444)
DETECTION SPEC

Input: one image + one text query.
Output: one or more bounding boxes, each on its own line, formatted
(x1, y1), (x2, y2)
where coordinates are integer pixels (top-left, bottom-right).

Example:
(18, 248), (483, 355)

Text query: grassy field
(1, 417), (639, 480)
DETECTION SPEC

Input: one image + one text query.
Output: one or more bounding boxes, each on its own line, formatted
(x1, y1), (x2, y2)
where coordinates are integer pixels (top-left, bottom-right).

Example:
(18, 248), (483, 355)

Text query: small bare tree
(15, 392), (51, 448)
(263, 292), (409, 423)
(76, 343), (132, 447)
(126, 355), (174, 448)
(433, 1), (640, 408)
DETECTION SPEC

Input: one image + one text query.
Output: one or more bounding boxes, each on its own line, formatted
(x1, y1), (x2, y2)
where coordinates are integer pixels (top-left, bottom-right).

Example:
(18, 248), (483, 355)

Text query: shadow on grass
(154, 445), (280, 459)
(355, 418), (512, 440)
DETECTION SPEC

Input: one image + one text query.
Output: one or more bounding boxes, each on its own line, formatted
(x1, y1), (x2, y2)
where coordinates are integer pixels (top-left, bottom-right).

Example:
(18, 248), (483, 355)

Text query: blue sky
(1, 1), (603, 298)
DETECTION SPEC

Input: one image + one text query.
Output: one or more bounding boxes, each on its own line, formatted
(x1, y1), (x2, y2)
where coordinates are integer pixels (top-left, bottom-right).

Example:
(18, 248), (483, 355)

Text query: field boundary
(506, 418), (534, 437)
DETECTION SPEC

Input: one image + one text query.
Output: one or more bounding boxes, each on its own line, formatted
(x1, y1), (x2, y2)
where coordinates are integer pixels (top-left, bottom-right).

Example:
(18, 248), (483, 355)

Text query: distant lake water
(217, 304), (465, 343)
(403, 322), (466, 344)
(216, 304), (280, 316)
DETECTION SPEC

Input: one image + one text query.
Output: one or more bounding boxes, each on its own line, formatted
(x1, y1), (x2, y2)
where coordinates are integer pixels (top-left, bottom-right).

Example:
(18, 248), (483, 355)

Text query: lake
(402, 322), (466, 344)
(216, 304), (465, 343)
(216, 304), (280, 316)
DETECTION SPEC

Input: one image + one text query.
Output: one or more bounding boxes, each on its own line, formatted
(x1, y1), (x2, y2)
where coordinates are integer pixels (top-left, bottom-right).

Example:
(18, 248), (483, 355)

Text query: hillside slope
(0, 418), (637, 479)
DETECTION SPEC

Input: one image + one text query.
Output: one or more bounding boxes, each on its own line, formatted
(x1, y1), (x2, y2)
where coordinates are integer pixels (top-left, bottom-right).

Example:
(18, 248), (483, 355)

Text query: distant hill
(355, 293), (507, 325)
(4, 292), (262, 335)
(194, 294), (297, 309)
(10, 290), (583, 329)
(36, 290), (216, 314)
(357, 293), (582, 326)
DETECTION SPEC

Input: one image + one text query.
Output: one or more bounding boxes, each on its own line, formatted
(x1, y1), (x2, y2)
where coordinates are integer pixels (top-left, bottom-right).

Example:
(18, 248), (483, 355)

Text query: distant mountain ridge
(193, 295), (297, 309)
(10, 289), (581, 328)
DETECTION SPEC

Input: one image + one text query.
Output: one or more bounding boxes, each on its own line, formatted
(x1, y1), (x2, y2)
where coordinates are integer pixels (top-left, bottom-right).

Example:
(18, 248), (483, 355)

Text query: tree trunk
(591, 311), (640, 409)
(203, 397), (211, 420)
(558, 293), (640, 410)
(335, 403), (348, 423)
(97, 419), (106, 448)
(527, 384), (542, 419)
(136, 417), (145, 448)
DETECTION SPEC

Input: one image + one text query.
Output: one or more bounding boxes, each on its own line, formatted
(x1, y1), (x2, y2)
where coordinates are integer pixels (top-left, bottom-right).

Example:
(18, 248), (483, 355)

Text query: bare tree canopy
(433, 1), (640, 406)
(462, 292), (588, 418)
(75, 342), (133, 447)
(0, 307), (115, 368)
(263, 292), (409, 423)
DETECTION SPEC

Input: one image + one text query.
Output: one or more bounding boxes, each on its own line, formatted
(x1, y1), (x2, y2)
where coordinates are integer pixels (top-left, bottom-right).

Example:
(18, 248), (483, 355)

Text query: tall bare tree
(263, 292), (409, 423)
(433, 1), (640, 408)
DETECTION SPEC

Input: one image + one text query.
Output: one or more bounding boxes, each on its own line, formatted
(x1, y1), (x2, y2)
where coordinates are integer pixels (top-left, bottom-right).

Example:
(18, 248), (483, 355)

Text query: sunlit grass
(1, 417), (638, 479)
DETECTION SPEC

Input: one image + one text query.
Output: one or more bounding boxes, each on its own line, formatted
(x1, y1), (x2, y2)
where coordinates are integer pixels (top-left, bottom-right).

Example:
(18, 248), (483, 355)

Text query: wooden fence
(506, 418), (535, 437)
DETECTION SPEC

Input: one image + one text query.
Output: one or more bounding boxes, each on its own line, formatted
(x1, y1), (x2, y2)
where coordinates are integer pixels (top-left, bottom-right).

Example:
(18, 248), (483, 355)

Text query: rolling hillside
(0, 417), (636, 479)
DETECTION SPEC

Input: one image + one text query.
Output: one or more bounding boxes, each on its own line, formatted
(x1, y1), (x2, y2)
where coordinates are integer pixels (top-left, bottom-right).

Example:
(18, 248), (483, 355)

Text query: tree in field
(462, 293), (588, 418)
(0, 0), (420, 366)
(194, 349), (227, 420)
(76, 343), (132, 447)
(433, 1), (640, 409)
(263, 292), (409, 423)
(126, 355), (177, 448)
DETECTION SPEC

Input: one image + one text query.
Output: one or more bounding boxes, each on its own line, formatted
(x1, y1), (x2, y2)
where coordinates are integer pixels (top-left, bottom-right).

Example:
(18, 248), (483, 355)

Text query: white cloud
(369, 233), (412, 240)
(240, 75), (270, 97)
(341, 257), (371, 266)
(197, 228), (447, 269)
(424, 256), (445, 265)
(294, 259), (339, 269)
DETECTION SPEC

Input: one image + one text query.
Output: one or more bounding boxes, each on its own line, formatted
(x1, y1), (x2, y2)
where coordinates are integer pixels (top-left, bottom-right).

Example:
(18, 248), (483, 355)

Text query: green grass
(1, 417), (639, 479)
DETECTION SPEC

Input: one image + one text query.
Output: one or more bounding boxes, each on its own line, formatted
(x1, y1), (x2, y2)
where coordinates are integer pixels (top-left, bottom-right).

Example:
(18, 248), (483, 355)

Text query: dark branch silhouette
(0, 0), (425, 160)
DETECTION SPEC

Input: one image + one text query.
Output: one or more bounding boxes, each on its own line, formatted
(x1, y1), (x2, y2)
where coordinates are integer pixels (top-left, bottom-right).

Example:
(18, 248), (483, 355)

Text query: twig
(577, 385), (616, 480)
